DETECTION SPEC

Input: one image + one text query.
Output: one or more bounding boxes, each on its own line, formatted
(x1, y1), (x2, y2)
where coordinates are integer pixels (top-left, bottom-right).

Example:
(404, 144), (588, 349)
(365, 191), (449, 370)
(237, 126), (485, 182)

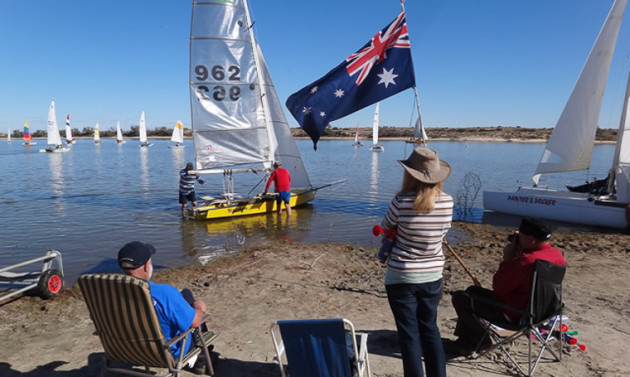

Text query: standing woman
(381, 147), (452, 377)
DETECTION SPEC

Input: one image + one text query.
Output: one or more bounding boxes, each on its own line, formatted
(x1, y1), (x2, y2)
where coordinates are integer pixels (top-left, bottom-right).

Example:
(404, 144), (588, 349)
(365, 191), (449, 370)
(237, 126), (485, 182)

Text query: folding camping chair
(78, 273), (218, 377)
(470, 259), (566, 376)
(270, 318), (371, 377)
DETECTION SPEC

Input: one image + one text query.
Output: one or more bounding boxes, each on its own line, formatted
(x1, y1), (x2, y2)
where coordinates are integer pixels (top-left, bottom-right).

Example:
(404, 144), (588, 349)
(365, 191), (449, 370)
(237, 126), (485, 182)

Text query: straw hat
(398, 147), (451, 184)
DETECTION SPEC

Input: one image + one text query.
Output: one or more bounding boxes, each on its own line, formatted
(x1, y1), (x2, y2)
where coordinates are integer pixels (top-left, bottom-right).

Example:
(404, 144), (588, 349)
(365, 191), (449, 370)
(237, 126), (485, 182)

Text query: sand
(1, 222), (629, 377)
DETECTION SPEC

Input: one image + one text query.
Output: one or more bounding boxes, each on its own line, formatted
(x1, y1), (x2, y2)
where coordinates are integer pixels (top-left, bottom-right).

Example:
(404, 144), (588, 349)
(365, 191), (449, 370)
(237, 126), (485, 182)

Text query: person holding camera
(444, 217), (566, 357)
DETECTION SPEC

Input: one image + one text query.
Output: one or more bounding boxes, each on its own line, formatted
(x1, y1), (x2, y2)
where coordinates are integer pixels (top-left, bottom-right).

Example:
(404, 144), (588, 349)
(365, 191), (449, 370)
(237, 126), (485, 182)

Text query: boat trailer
(0, 249), (64, 302)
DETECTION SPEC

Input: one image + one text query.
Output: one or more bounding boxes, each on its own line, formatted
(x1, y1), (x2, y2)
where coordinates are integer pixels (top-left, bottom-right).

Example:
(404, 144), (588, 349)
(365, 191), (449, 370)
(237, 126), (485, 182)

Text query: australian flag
(286, 11), (416, 149)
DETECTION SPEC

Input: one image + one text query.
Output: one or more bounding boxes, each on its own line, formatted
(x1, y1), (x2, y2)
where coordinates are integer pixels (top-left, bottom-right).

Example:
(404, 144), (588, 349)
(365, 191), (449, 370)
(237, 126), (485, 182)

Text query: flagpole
(400, 0), (427, 146)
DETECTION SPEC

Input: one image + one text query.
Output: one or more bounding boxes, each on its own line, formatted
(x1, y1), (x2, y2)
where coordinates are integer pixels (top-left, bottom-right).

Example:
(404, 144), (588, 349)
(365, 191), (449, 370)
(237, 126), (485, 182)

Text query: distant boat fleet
(5, 101), (189, 148)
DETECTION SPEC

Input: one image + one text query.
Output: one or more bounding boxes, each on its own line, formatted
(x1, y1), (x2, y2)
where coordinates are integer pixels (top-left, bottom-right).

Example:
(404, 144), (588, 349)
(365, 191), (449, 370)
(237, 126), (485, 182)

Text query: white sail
(65, 114), (73, 142)
(412, 117), (428, 141)
(189, 0), (310, 188)
(611, 71), (630, 201)
(94, 123), (100, 142)
(354, 120), (360, 144)
(139, 111), (148, 144)
(47, 100), (62, 146)
(533, 0), (625, 185)
(171, 120), (185, 144)
(372, 103), (380, 146)
(7, 128), (10, 143)
(116, 121), (124, 142)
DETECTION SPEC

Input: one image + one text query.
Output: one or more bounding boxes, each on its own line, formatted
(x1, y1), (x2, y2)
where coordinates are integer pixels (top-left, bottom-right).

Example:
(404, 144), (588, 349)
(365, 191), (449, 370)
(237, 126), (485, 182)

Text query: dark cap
(186, 162), (194, 171)
(118, 241), (156, 269)
(519, 217), (552, 241)
(273, 161), (282, 168)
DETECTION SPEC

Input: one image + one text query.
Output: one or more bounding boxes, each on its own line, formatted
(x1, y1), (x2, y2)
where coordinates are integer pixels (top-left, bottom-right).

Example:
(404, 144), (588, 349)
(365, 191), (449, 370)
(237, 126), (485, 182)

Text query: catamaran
(484, 0), (629, 229)
(40, 100), (70, 153)
(138, 111), (153, 147)
(93, 123), (101, 144)
(65, 115), (76, 144)
(115, 121), (126, 144)
(186, 0), (321, 220)
(22, 121), (36, 146)
(352, 120), (363, 147)
(369, 103), (384, 152)
(169, 120), (185, 148)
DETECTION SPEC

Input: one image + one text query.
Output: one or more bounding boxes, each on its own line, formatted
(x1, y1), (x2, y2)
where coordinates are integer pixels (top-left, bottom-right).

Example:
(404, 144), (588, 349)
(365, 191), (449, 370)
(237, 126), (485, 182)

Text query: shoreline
(1, 221), (629, 376)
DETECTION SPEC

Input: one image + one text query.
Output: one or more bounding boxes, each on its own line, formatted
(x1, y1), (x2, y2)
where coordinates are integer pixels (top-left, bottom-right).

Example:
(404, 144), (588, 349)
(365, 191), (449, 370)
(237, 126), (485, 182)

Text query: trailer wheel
(38, 269), (63, 299)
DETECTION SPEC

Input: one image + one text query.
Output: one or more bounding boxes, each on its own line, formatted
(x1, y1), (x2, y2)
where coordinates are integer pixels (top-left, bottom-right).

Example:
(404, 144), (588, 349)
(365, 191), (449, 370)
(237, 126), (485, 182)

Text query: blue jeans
(386, 279), (446, 377)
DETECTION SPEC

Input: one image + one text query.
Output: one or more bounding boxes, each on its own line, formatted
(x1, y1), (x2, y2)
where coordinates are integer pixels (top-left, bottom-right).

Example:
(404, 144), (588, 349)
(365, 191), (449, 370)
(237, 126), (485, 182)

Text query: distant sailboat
(22, 121), (36, 146)
(406, 117), (428, 144)
(65, 114), (76, 144)
(138, 111), (152, 147)
(169, 120), (186, 148)
(94, 123), (101, 144)
(7, 128), (11, 144)
(40, 100), (69, 153)
(369, 103), (384, 152)
(115, 121), (126, 144)
(352, 120), (362, 146)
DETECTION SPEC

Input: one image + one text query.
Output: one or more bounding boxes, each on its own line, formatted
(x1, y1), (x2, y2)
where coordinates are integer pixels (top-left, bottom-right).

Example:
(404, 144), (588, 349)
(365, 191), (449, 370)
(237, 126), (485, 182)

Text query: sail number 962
(195, 64), (241, 101)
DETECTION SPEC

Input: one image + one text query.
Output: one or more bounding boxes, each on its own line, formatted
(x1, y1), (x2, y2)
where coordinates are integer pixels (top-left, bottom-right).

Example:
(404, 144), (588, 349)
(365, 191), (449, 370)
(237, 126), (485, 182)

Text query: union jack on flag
(346, 12), (411, 86)
(286, 11), (416, 149)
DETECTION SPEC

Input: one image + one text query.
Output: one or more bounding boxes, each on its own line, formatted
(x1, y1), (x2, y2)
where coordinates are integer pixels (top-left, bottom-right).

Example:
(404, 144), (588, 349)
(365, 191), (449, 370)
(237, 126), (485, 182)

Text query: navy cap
(519, 217), (552, 241)
(118, 241), (156, 269)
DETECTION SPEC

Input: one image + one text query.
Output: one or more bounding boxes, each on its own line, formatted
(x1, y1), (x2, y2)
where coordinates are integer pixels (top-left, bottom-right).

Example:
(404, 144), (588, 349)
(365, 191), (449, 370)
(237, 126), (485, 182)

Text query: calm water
(0, 138), (615, 284)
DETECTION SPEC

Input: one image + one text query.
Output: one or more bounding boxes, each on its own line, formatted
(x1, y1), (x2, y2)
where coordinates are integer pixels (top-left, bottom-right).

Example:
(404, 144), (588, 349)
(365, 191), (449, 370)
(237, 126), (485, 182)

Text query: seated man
(118, 241), (209, 373)
(445, 217), (566, 356)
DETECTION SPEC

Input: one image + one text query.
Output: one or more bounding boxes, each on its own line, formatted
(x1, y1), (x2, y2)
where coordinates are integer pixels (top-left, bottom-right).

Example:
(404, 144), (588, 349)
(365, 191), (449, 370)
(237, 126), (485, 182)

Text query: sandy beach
(1, 221), (629, 377)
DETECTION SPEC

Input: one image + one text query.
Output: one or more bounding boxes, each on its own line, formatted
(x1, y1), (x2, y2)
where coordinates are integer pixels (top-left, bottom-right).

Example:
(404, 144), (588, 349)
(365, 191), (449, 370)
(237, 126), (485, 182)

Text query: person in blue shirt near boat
(179, 162), (206, 213)
(118, 241), (210, 373)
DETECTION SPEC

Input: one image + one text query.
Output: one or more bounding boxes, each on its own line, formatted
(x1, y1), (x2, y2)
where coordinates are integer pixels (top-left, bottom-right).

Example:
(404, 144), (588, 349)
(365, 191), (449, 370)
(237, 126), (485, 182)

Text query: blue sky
(1, 0), (629, 133)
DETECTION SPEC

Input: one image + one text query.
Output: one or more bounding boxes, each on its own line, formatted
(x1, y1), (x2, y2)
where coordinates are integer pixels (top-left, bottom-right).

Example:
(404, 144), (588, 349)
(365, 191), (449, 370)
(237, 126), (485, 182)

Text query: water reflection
(48, 153), (65, 214)
(171, 146), (186, 171)
(140, 147), (149, 196)
(369, 151), (379, 203)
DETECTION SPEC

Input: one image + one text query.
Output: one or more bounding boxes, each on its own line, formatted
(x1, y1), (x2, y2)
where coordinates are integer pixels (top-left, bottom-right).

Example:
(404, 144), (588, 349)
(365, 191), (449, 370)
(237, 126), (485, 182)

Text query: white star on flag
(310, 86), (319, 94)
(334, 89), (345, 98)
(319, 111), (326, 117)
(377, 67), (398, 88)
(302, 106), (312, 115)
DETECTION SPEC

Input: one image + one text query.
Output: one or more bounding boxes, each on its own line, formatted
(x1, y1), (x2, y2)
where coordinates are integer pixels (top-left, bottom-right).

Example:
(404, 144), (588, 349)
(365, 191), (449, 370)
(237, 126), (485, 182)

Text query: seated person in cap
(118, 241), (208, 361)
(445, 217), (566, 356)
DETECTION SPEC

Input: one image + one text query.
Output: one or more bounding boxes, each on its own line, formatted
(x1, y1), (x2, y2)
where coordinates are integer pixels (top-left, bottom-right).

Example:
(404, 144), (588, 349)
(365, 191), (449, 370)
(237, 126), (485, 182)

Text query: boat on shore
(186, 0), (320, 220)
(483, 0), (629, 229)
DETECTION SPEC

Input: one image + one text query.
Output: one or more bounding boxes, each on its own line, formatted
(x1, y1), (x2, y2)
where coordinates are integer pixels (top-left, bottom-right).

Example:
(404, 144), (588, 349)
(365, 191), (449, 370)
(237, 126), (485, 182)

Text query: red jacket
(265, 167), (291, 192)
(493, 244), (566, 319)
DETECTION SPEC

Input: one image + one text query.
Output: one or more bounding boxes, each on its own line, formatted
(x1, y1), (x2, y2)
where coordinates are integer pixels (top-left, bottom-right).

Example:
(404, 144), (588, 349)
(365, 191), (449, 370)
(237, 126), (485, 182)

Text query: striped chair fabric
(79, 273), (215, 377)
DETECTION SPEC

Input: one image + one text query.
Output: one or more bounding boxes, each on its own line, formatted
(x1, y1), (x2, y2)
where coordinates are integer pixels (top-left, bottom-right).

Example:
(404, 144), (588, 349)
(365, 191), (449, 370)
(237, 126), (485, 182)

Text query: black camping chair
(470, 259), (566, 377)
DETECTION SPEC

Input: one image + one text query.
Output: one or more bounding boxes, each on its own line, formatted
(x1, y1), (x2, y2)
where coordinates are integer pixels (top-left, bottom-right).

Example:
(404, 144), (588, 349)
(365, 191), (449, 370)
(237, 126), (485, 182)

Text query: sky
(1, 0), (630, 134)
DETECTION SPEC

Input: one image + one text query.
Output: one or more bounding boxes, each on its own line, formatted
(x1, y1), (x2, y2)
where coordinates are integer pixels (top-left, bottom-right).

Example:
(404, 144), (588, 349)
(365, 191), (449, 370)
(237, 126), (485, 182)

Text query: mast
(609, 69), (630, 195)
(372, 102), (380, 146)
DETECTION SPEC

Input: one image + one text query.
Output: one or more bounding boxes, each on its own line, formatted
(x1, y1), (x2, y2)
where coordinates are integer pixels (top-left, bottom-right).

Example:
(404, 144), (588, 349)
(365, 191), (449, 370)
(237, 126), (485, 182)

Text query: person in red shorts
(263, 161), (291, 217)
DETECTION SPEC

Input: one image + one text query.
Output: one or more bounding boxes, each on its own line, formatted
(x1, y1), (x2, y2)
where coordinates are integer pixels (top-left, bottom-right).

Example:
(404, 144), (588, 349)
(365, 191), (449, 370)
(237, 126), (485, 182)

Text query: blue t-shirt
(148, 281), (196, 357)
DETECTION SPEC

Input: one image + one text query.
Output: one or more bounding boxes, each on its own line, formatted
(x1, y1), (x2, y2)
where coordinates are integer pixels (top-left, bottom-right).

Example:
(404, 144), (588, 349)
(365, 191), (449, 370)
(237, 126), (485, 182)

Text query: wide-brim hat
(398, 147), (451, 184)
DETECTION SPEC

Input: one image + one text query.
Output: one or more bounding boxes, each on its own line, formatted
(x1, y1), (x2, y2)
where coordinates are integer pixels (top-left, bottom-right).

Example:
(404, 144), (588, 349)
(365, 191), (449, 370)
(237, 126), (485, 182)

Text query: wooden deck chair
(470, 259), (566, 376)
(270, 318), (371, 377)
(78, 273), (218, 377)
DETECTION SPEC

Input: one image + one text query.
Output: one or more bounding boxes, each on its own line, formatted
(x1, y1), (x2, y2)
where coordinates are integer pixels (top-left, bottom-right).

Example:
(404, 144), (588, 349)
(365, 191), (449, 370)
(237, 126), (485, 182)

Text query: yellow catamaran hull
(187, 189), (316, 220)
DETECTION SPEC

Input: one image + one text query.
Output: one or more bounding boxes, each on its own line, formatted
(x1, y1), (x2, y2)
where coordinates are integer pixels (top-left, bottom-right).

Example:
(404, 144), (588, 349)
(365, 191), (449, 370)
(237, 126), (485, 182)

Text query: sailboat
(484, 0), (629, 229)
(406, 117), (428, 144)
(22, 121), (36, 146)
(40, 100), (70, 153)
(138, 111), (153, 147)
(369, 103), (384, 152)
(93, 123), (101, 144)
(352, 120), (363, 146)
(7, 128), (11, 144)
(187, 0), (319, 220)
(65, 115), (76, 144)
(115, 121), (126, 144)
(169, 120), (186, 148)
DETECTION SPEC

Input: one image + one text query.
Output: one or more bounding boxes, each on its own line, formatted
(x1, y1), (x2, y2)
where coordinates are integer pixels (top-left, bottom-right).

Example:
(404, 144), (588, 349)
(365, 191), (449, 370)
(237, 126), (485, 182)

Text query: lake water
(0, 138), (616, 284)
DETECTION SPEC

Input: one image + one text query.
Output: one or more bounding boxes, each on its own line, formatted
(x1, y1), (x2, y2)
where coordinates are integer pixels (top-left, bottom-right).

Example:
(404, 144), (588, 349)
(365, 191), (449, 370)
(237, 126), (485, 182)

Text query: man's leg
(452, 286), (500, 347)
(285, 200), (291, 217)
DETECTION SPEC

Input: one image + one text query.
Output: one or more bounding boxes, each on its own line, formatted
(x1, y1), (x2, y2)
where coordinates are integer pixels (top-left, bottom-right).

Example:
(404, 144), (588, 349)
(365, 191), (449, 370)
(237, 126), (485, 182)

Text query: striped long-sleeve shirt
(381, 192), (453, 282)
(179, 169), (205, 194)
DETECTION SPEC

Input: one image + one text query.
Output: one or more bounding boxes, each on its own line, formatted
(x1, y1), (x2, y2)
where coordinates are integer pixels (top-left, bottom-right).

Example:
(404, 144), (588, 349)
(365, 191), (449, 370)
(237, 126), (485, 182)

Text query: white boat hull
(483, 187), (629, 229)
(370, 145), (384, 152)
